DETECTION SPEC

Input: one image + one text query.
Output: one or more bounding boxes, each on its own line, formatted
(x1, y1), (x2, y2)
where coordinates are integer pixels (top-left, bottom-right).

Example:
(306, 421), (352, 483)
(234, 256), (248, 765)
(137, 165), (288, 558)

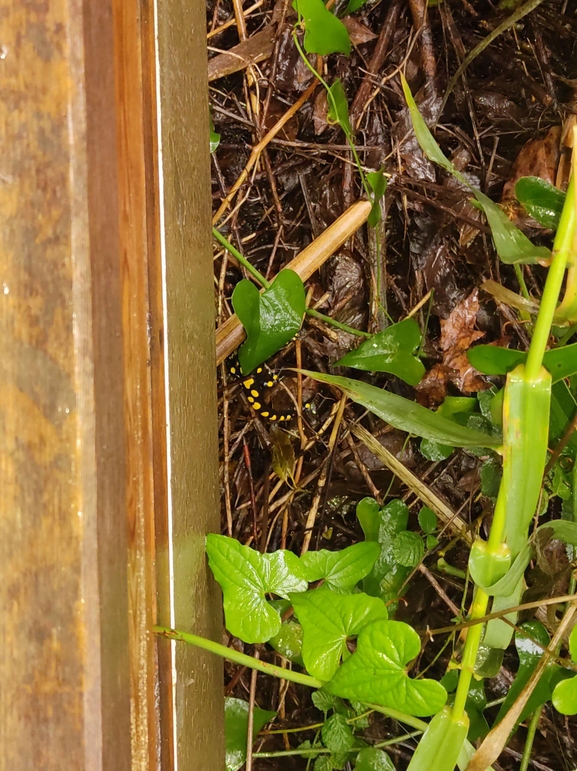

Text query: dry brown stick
(417, 563), (461, 617)
(466, 600), (577, 771)
(408, 0), (438, 85)
(349, 0), (402, 128)
(345, 431), (381, 503)
(215, 199), (372, 364)
(213, 79), (319, 224)
(300, 395), (348, 555)
(208, 25), (276, 82)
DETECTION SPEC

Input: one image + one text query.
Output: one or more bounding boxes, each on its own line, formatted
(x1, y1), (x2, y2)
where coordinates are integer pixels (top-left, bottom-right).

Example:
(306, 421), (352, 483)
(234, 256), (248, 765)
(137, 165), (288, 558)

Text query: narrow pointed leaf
(300, 370), (501, 448)
(327, 79), (352, 135)
(515, 176), (565, 230)
(468, 342), (577, 384)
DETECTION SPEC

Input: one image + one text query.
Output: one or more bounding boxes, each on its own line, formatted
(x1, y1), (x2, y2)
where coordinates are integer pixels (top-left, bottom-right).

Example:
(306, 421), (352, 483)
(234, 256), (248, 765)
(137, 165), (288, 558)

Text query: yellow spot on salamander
(243, 377), (254, 389)
(270, 414), (277, 421)
(250, 389), (260, 397)
(261, 411), (269, 417)
(256, 367), (263, 374)
(252, 402), (261, 410)
(248, 396), (254, 403)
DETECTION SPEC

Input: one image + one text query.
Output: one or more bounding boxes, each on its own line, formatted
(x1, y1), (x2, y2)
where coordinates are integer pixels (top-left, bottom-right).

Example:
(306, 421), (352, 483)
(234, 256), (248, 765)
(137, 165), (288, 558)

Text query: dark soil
(208, 1), (577, 768)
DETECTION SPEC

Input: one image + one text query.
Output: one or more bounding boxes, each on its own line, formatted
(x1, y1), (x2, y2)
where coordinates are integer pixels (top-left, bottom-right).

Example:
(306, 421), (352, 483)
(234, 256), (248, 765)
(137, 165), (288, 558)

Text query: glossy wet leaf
(312, 689), (339, 713)
(366, 169), (388, 227)
(327, 620), (447, 716)
(515, 176), (565, 230)
(225, 697), (276, 771)
(269, 621), (304, 666)
(468, 342), (577, 384)
(294, 0), (351, 55)
(358, 499), (411, 604)
(301, 371), (501, 448)
(270, 425), (296, 485)
(356, 497), (381, 542)
(206, 534), (308, 643)
(354, 747), (395, 771)
(392, 531), (424, 568)
(301, 542), (381, 592)
(290, 587), (388, 680)
(496, 622), (565, 725)
(327, 79), (352, 136)
(322, 713), (355, 752)
(335, 318), (425, 386)
(406, 707), (469, 771)
(418, 506), (437, 535)
(420, 438), (453, 461)
(400, 75), (550, 266)
(552, 626), (577, 715)
(233, 269), (305, 374)
(343, 0), (370, 14)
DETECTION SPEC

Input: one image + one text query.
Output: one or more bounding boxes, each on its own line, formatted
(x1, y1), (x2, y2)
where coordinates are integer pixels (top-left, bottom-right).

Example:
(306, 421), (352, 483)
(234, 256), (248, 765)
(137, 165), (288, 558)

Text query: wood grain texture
(0, 0), (131, 769)
(154, 1), (226, 770)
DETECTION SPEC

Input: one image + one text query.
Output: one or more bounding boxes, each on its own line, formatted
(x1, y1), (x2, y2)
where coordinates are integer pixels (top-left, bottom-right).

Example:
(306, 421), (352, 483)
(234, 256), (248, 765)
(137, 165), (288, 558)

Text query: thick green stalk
(451, 588), (489, 720)
(154, 626), (323, 689)
(526, 176), (575, 378)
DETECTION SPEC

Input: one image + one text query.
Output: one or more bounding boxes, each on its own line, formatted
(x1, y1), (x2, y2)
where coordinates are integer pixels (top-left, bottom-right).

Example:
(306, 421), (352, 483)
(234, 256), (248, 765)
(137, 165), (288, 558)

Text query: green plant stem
(213, 227), (271, 289)
(365, 702), (428, 732)
(519, 705), (544, 771)
(452, 588), (489, 721)
(153, 626), (324, 689)
(305, 307), (369, 337)
(526, 176), (575, 380)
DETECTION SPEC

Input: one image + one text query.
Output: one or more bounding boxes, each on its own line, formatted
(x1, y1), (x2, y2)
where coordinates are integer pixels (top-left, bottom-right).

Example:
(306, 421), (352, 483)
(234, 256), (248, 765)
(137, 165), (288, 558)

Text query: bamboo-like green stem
(153, 626), (324, 689)
(519, 706), (544, 771)
(452, 588), (489, 720)
(525, 176), (575, 380)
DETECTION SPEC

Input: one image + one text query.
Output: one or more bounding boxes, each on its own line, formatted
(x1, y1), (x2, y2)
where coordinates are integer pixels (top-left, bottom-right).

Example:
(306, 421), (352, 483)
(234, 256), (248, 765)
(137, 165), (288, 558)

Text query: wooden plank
(153, 1), (226, 770)
(0, 1), (131, 769)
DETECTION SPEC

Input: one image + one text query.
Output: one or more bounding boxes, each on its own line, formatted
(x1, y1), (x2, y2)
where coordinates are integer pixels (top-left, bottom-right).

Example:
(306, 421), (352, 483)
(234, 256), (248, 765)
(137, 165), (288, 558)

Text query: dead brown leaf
(342, 17), (378, 46)
(439, 289), (487, 393)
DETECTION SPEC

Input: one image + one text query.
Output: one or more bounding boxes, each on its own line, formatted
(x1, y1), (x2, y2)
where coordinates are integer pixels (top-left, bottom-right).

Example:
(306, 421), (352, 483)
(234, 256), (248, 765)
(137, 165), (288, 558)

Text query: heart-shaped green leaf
(301, 371), (501, 448)
(326, 620), (447, 716)
(515, 176), (565, 230)
(290, 588), (388, 680)
(294, 0), (351, 55)
(335, 319), (425, 386)
(233, 269), (305, 374)
(206, 534), (308, 643)
(354, 747), (395, 771)
(301, 542), (381, 592)
(268, 621), (304, 666)
(400, 75), (550, 266)
(225, 697), (276, 771)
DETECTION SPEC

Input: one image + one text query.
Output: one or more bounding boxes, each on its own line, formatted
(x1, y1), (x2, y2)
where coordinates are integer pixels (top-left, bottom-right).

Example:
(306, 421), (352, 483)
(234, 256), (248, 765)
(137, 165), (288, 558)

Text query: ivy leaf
(312, 689), (339, 713)
(400, 74), (550, 266)
(366, 169), (388, 227)
(327, 80), (352, 136)
(515, 176), (565, 230)
(392, 532), (424, 567)
(225, 697), (276, 771)
(290, 588), (388, 680)
(233, 269), (305, 374)
(301, 542), (381, 592)
(294, 0), (351, 55)
(418, 506), (437, 535)
(354, 747), (395, 771)
(326, 620), (447, 716)
(268, 621), (304, 666)
(335, 319), (425, 386)
(300, 371), (501, 448)
(206, 534), (308, 643)
(358, 499), (411, 606)
(322, 713), (355, 753)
